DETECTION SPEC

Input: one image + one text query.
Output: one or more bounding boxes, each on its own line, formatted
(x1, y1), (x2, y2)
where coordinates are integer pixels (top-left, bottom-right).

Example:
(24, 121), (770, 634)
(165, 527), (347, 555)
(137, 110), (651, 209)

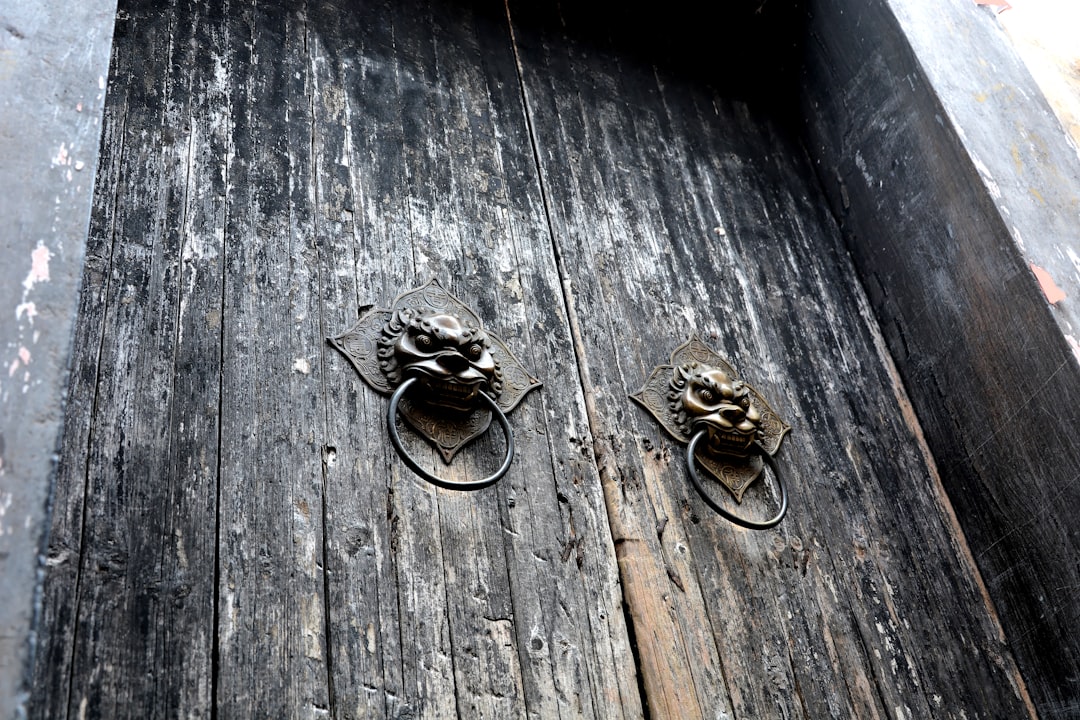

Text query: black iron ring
(686, 430), (788, 530)
(387, 376), (514, 491)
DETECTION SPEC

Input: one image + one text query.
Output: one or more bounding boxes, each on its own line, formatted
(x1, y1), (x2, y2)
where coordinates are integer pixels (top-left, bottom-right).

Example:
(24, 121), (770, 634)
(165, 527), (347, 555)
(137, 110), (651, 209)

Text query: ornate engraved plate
(330, 279), (541, 462)
(630, 335), (790, 502)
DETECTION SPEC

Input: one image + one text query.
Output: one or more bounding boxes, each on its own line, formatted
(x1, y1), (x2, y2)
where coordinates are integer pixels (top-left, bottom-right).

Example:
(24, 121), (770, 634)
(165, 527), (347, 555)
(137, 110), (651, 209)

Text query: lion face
(670, 362), (762, 456)
(382, 309), (502, 411)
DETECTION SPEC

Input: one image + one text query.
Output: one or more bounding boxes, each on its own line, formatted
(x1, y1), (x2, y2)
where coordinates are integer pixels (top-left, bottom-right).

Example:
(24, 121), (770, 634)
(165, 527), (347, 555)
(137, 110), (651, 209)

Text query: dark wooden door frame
(802, 1), (1080, 714)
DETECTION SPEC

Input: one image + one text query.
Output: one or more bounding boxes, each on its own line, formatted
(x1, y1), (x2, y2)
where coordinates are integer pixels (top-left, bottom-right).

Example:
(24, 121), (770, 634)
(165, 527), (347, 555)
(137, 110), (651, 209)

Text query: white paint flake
(23, 242), (52, 291)
(970, 154), (1002, 200)
(1065, 334), (1080, 364)
(51, 143), (69, 167)
(15, 302), (37, 322)
(0, 492), (12, 537)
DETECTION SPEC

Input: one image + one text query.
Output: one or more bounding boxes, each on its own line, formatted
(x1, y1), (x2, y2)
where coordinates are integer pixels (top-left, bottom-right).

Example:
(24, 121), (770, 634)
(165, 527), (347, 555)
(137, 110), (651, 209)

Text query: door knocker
(329, 279), (541, 490)
(631, 336), (791, 529)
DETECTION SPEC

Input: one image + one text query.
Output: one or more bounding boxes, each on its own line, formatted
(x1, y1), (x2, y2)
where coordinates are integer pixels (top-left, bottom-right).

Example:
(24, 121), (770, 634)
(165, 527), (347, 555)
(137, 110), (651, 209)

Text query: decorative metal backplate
(630, 335), (790, 502)
(329, 279), (541, 462)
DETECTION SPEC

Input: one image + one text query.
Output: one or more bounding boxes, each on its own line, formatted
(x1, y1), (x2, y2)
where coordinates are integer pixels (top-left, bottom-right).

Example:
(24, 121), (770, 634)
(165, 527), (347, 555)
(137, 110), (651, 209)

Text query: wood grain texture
(33, 1), (641, 717)
(507, 3), (1035, 717)
(214, 2), (333, 715)
(32, 2), (223, 716)
(28, 24), (132, 718)
(800, 0), (1080, 715)
(30, 0), (1051, 718)
(308, 1), (642, 716)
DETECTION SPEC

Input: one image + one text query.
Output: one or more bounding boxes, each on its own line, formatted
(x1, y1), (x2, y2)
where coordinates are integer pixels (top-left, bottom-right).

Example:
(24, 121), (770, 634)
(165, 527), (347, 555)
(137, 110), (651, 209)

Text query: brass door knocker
(330, 279), (541, 490)
(631, 336), (791, 529)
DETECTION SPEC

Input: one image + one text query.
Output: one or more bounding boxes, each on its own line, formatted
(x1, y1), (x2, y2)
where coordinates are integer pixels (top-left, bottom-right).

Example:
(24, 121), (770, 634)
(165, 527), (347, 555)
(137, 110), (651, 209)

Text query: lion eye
(699, 389), (715, 403)
(467, 343), (483, 359)
(416, 334), (433, 348)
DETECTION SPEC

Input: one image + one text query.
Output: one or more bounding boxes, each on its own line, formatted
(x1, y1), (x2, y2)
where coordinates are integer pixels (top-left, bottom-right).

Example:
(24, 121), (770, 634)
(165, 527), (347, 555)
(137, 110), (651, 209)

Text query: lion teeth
(429, 380), (478, 398)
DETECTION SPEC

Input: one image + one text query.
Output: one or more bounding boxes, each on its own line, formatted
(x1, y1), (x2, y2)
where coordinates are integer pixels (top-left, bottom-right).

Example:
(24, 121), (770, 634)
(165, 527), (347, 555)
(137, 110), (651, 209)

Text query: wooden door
(32, 0), (1035, 718)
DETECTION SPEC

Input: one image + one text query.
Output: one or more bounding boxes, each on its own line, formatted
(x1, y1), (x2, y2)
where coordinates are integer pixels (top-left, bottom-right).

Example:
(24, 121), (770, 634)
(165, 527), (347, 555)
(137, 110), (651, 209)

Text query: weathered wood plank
(29, 17), (133, 717)
(156, 0), (231, 712)
(422, 4), (642, 716)
(33, 1), (227, 716)
(505, 16), (732, 719)
(800, 1), (1080, 715)
(214, 0), (330, 714)
(391, 4), (530, 716)
(508, 4), (1036, 717)
(140, 0), (230, 713)
(35, 0), (643, 717)
(314, 0), (643, 716)
(303, 2), (408, 717)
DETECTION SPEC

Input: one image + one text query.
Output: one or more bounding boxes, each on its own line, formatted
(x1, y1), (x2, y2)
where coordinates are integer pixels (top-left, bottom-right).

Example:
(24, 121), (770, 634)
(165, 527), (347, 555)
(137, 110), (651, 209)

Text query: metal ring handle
(387, 376), (514, 491)
(686, 430), (788, 530)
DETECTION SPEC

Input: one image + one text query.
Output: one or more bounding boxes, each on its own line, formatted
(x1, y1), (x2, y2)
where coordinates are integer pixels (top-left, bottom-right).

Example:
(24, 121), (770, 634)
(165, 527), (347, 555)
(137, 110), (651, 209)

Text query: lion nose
(720, 405), (746, 423)
(438, 352), (469, 373)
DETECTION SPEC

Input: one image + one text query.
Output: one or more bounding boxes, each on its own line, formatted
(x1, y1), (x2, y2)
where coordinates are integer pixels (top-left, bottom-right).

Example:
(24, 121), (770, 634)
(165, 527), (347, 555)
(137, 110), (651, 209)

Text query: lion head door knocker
(631, 336), (791, 529)
(329, 279), (541, 490)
